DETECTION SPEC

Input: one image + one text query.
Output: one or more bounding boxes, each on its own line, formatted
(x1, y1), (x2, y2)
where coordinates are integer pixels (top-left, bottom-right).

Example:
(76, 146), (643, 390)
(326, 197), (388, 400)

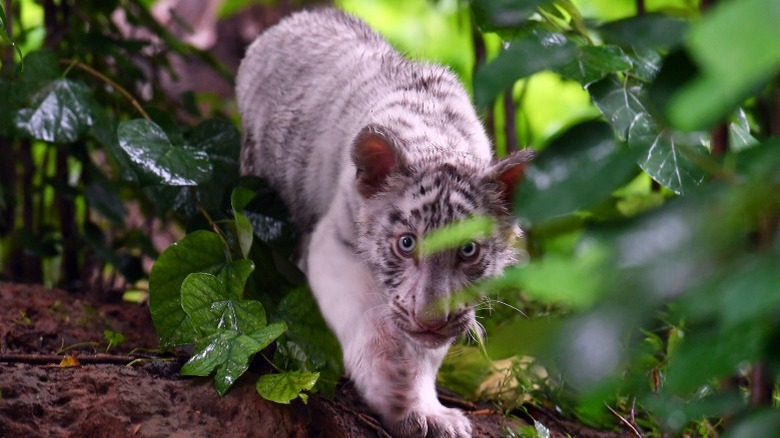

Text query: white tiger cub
(236, 8), (533, 437)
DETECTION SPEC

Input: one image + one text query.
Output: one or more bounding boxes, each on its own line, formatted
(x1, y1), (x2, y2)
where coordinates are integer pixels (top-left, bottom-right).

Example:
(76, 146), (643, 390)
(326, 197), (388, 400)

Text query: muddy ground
(0, 282), (624, 437)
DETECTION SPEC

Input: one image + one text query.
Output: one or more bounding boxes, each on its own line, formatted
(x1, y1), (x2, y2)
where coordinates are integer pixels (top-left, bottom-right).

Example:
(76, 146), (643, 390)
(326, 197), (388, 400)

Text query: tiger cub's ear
(351, 125), (408, 199)
(488, 149), (536, 207)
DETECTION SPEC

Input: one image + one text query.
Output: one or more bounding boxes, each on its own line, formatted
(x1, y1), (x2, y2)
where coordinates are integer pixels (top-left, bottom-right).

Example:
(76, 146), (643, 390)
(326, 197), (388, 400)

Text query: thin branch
(60, 59), (151, 121)
(605, 404), (644, 438)
(198, 204), (228, 242)
(0, 353), (140, 365)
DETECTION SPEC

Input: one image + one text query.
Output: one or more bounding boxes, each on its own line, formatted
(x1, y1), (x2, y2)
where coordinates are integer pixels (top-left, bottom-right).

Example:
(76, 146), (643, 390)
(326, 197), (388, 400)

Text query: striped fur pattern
(237, 8), (533, 437)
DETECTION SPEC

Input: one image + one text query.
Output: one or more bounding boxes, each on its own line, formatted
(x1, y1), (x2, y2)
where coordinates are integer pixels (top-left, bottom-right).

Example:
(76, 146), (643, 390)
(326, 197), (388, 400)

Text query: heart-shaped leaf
(181, 322), (287, 396)
(149, 230), (253, 346)
(181, 272), (262, 337)
(589, 76), (708, 194)
(627, 113), (707, 195)
(256, 370), (320, 404)
(15, 79), (95, 143)
(117, 119), (212, 186)
(554, 45), (633, 86)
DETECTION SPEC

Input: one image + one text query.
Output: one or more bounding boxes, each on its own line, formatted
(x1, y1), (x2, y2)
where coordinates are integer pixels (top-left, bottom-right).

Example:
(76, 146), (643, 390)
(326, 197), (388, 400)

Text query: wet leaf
(626, 48), (663, 83)
(90, 106), (138, 183)
(256, 370), (319, 404)
(177, 266), (284, 396)
(554, 45), (633, 86)
(181, 322), (287, 396)
(474, 30), (576, 108)
(240, 177), (298, 254)
(180, 272), (260, 337)
(189, 118), (241, 210)
(627, 113), (707, 195)
(590, 76), (707, 194)
(15, 79), (95, 143)
(149, 230), (250, 346)
(117, 119), (212, 186)
(588, 75), (646, 140)
(729, 109), (759, 152)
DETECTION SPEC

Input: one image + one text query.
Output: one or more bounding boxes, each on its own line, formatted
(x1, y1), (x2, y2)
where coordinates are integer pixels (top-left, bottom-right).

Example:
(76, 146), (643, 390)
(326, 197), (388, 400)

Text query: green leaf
(256, 370), (319, 404)
(515, 121), (639, 223)
(15, 79), (95, 143)
(149, 230), (248, 346)
(627, 113), (707, 195)
(486, 317), (560, 361)
(724, 410), (780, 438)
(232, 187), (256, 259)
(664, 321), (771, 393)
(239, 176), (298, 254)
(729, 109), (759, 152)
(274, 287), (342, 393)
(0, 4), (23, 64)
(178, 268), (285, 396)
(189, 118), (242, 209)
(588, 75), (646, 140)
(87, 106), (138, 182)
(669, 0), (780, 130)
(180, 272), (261, 337)
(495, 240), (611, 310)
(103, 330), (126, 351)
(474, 30), (577, 108)
(677, 256), (780, 330)
(471, 0), (553, 32)
(589, 76), (707, 194)
(554, 45), (633, 86)
(420, 216), (495, 256)
(626, 48), (663, 83)
(598, 14), (688, 50)
(181, 322), (287, 396)
(117, 119), (212, 186)
(437, 346), (493, 399)
(21, 51), (61, 87)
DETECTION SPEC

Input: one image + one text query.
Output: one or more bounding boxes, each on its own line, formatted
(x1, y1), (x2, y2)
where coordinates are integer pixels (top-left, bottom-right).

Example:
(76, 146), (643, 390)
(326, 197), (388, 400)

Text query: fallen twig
(605, 403), (644, 438)
(0, 353), (153, 365)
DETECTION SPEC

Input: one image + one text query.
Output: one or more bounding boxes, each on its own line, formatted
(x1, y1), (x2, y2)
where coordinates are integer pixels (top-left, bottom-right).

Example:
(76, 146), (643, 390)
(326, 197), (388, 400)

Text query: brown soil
(0, 283), (526, 437)
(0, 283), (625, 437)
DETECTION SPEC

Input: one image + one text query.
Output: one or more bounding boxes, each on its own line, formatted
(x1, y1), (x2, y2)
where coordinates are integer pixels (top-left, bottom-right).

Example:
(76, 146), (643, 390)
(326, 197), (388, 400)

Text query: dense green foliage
(460, 0), (780, 435)
(2, 0), (779, 435)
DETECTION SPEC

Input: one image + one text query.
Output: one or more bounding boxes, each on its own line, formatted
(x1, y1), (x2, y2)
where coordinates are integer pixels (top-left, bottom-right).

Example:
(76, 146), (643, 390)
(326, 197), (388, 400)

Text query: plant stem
(59, 59), (151, 121)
